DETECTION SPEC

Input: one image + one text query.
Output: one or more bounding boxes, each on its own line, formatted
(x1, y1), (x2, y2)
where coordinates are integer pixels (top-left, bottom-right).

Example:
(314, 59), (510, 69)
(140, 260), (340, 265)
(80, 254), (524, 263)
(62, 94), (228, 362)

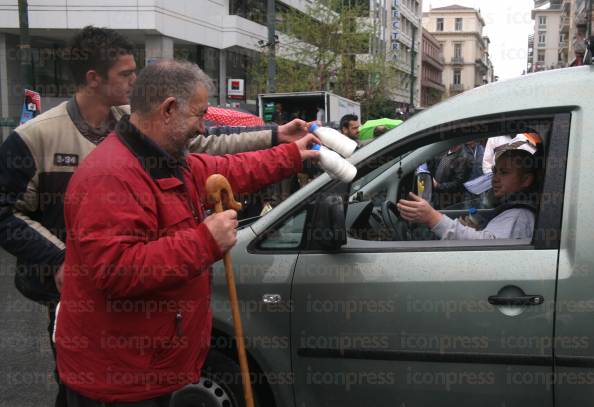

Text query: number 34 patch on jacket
(54, 153), (79, 167)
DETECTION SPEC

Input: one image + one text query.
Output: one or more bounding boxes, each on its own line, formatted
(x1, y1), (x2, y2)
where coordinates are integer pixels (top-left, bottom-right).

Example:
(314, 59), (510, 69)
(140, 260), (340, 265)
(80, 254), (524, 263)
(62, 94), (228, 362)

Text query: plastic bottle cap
(311, 144), (321, 151)
(308, 123), (319, 133)
(469, 207), (477, 214)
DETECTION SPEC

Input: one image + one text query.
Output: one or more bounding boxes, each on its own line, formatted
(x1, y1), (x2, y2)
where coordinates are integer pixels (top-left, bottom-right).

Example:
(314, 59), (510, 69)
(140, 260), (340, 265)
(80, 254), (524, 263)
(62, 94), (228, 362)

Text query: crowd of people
(0, 24), (544, 407)
(0, 26), (319, 406)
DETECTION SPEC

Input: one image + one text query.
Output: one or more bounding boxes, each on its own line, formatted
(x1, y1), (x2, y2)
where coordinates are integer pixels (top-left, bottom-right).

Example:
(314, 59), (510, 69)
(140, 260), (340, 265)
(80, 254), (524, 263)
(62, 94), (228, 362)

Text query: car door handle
(262, 294), (282, 304)
(488, 294), (544, 306)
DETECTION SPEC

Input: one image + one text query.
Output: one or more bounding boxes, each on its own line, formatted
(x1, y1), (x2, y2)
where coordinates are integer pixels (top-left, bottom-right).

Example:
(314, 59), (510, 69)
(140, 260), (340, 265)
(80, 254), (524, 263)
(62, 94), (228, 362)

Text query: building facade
(530, 1), (563, 72)
(0, 0), (329, 127)
(0, 0), (428, 128)
(421, 5), (495, 98)
(528, 0), (591, 72)
(420, 28), (445, 108)
(563, 0), (590, 66)
(386, 0), (423, 112)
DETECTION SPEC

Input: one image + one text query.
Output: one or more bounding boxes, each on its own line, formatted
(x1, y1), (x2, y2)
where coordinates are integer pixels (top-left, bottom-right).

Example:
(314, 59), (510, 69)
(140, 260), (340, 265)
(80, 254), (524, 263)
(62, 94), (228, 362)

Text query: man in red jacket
(55, 59), (319, 406)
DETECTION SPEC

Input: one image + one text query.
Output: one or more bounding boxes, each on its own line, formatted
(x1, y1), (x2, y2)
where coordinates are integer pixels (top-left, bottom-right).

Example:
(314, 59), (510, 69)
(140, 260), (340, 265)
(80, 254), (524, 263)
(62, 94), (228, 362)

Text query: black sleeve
(0, 131), (65, 268)
(438, 155), (472, 192)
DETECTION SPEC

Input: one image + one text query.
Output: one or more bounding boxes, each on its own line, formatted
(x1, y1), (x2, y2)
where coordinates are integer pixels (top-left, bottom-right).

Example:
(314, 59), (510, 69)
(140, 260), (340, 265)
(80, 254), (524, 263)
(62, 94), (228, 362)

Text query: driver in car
(396, 147), (539, 240)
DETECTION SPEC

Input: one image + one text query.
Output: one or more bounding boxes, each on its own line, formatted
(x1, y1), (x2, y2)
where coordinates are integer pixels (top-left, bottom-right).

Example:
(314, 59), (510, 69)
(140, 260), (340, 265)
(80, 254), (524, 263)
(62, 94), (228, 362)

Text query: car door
(548, 107), (594, 406)
(290, 113), (570, 407)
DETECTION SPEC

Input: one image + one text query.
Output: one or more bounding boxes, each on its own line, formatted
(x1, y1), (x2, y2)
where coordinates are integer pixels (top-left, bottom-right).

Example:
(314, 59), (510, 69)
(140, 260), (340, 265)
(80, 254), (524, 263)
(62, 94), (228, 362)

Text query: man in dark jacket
(55, 59), (319, 406)
(430, 143), (474, 209)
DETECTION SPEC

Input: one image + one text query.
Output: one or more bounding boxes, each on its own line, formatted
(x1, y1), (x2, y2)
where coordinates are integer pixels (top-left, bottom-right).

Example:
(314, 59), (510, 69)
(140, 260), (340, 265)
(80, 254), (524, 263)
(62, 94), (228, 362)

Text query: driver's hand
(397, 192), (443, 228)
(459, 215), (479, 230)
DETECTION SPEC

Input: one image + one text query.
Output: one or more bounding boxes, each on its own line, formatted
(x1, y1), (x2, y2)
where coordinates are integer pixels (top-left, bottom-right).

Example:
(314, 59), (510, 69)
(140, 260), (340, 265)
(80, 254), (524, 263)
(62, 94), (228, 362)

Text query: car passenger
(397, 148), (539, 239)
(428, 143), (474, 209)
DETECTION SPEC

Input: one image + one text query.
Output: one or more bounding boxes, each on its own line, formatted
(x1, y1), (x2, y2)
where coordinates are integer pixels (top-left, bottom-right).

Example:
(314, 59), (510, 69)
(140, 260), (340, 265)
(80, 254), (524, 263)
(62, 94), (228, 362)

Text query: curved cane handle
(205, 174), (242, 213)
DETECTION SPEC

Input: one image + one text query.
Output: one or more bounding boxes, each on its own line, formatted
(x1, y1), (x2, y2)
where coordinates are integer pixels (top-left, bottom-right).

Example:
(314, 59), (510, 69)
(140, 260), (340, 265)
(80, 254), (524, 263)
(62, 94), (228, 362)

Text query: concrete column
(144, 35), (174, 65)
(219, 49), (227, 106)
(0, 34), (10, 140)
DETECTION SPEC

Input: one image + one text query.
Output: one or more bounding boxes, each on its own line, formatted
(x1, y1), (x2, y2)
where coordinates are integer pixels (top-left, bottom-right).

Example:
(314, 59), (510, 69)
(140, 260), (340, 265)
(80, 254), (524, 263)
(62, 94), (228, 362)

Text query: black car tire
(171, 350), (256, 407)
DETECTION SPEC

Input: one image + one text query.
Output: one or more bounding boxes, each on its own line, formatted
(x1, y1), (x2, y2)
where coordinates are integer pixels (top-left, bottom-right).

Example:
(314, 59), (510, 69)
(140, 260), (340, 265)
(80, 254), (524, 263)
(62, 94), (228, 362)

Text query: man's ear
(159, 97), (177, 123)
(85, 70), (102, 88)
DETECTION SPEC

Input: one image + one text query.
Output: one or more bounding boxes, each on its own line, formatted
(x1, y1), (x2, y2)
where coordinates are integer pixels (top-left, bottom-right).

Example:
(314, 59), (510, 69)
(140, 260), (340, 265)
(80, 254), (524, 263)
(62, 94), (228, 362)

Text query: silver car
(172, 66), (594, 407)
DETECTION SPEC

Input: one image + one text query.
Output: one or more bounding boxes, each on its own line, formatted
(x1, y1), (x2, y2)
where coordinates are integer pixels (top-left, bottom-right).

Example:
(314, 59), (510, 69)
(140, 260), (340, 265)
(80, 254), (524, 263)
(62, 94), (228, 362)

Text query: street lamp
(18, 0), (33, 90)
(409, 26), (417, 113)
(266, 0), (277, 93)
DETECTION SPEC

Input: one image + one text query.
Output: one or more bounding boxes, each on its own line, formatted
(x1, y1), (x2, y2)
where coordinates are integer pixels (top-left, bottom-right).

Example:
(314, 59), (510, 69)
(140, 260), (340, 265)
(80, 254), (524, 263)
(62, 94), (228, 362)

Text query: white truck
(257, 91), (360, 126)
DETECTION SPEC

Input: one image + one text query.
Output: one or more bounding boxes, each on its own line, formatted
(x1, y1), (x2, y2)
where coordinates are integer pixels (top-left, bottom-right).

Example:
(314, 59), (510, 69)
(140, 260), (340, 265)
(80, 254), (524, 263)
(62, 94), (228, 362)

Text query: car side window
(343, 114), (567, 249)
(258, 210), (307, 250)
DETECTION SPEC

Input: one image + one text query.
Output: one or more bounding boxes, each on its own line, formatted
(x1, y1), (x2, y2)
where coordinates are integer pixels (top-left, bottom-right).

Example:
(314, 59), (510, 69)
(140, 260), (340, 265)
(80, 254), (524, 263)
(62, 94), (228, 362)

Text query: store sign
(19, 89), (41, 126)
(227, 78), (245, 99)
(390, 0), (399, 58)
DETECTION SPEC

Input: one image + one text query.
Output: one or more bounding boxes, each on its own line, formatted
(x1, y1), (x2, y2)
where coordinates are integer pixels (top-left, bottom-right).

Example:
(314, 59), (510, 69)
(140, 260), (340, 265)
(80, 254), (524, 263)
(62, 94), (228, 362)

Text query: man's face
(342, 120), (360, 140)
(97, 54), (137, 106)
(491, 155), (534, 198)
(167, 84), (209, 160)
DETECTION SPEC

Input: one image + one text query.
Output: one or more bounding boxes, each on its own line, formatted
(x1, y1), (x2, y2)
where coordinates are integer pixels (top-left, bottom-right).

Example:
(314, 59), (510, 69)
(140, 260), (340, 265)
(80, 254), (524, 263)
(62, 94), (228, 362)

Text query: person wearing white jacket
(398, 148), (539, 240)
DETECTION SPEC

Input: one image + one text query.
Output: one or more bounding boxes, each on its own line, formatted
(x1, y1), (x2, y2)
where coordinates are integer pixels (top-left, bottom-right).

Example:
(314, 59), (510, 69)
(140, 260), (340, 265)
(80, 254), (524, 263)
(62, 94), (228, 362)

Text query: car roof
(362, 65), (593, 160)
(251, 66), (594, 236)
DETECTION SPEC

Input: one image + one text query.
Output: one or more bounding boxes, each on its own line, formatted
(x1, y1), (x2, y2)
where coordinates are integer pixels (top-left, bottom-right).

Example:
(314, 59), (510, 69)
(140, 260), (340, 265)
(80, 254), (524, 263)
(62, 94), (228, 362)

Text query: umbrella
(359, 118), (403, 141)
(205, 106), (265, 127)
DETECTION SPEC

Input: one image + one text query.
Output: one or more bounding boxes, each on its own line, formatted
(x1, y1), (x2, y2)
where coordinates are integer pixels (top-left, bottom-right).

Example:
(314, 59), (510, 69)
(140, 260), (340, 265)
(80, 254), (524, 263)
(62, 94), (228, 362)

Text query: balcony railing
(450, 84), (464, 92)
(451, 56), (464, 65)
(559, 41), (568, 48)
(560, 15), (569, 31)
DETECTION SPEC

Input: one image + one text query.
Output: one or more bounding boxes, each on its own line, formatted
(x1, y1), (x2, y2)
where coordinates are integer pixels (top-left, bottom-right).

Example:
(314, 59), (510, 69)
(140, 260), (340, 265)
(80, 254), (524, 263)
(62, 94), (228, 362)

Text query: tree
(249, 0), (401, 121)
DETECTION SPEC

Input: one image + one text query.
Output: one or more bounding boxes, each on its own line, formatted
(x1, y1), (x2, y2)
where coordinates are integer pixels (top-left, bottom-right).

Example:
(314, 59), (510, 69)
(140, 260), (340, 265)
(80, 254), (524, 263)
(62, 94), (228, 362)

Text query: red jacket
(56, 117), (302, 402)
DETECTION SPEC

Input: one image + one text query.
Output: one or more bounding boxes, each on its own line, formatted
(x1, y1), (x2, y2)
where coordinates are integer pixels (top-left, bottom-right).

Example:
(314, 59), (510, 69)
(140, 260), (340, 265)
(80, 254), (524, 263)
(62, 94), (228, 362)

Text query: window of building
(29, 41), (77, 98)
(537, 51), (545, 62)
(539, 16), (547, 26)
(560, 33), (566, 43)
(454, 43), (462, 58)
(230, 0), (266, 25)
(436, 18), (444, 31)
(175, 44), (221, 104)
(455, 18), (463, 31)
(453, 69), (461, 85)
(538, 32), (546, 44)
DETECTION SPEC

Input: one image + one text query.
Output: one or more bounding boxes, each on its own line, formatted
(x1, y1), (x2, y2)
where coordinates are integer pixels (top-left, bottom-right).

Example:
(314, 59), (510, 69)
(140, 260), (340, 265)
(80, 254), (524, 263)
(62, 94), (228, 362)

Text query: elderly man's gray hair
(130, 60), (215, 115)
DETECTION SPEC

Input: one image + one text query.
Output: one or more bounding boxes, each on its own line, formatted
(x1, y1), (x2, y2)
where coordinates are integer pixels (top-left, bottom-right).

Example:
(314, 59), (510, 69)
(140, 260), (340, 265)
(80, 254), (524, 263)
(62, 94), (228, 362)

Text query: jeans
(65, 387), (172, 407)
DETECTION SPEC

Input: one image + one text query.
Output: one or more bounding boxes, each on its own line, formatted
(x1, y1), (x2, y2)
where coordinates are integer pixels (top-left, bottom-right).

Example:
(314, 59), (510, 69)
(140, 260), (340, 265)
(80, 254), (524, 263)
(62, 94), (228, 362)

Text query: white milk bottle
(311, 144), (357, 183)
(308, 123), (357, 158)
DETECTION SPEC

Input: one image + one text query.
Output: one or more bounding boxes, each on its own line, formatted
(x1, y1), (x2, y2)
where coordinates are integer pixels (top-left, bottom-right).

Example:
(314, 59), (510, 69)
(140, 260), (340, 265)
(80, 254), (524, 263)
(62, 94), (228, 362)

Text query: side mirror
(306, 193), (347, 251)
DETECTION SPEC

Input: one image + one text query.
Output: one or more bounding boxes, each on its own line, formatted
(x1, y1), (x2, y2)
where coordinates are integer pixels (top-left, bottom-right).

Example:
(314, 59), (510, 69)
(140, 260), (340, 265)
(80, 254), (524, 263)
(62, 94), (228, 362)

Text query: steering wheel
(379, 201), (410, 241)
(413, 172), (433, 203)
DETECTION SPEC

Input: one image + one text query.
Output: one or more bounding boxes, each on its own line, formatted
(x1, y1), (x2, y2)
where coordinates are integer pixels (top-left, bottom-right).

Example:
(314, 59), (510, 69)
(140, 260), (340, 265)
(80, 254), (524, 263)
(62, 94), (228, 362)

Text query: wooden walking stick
(205, 174), (254, 407)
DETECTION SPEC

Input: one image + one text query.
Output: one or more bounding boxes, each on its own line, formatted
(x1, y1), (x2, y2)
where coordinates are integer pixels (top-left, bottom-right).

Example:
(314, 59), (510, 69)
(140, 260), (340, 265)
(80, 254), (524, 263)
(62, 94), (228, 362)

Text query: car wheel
(171, 350), (253, 407)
